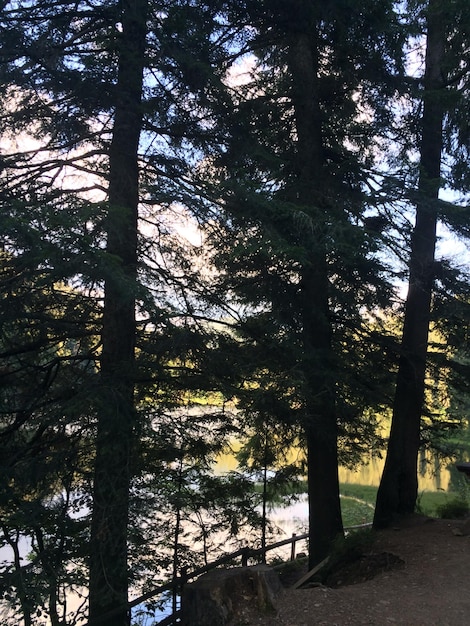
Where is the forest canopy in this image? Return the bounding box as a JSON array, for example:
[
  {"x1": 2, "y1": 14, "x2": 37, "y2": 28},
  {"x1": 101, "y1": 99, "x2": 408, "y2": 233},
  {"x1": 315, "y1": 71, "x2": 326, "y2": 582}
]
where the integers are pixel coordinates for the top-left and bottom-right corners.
[{"x1": 0, "y1": 1, "x2": 469, "y2": 625}]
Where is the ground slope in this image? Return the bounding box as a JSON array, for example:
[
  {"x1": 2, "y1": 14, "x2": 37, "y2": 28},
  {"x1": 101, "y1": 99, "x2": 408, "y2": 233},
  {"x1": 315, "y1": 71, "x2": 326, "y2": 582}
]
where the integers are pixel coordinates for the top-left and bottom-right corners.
[{"x1": 243, "y1": 516, "x2": 470, "y2": 625}]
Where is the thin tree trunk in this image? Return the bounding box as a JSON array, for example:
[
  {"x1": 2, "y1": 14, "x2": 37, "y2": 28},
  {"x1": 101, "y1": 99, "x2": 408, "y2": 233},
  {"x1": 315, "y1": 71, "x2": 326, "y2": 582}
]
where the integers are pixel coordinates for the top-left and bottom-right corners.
[
  {"x1": 261, "y1": 435, "x2": 268, "y2": 564},
  {"x1": 2, "y1": 526, "x2": 33, "y2": 626},
  {"x1": 172, "y1": 454, "x2": 184, "y2": 616},
  {"x1": 88, "y1": 1, "x2": 147, "y2": 624},
  {"x1": 34, "y1": 526, "x2": 60, "y2": 626},
  {"x1": 374, "y1": 0, "x2": 446, "y2": 529},
  {"x1": 288, "y1": 29, "x2": 343, "y2": 567}
]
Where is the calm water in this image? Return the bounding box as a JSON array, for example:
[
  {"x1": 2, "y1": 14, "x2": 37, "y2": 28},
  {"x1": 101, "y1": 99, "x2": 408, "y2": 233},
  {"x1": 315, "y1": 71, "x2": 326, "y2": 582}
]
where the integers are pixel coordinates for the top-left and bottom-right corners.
[
  {"x1": 216, "y1": 447, "x2": 456, "y2": 492},
  {"x1": 338, "y1": 451, "x2": 453, "y2": 492}
]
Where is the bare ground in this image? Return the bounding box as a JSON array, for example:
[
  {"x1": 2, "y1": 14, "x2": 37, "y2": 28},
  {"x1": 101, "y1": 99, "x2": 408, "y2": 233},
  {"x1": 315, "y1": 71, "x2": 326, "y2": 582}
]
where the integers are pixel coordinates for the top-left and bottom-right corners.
[{"x1": 240, "y1": 516, "x2": 470, "y2": 626}]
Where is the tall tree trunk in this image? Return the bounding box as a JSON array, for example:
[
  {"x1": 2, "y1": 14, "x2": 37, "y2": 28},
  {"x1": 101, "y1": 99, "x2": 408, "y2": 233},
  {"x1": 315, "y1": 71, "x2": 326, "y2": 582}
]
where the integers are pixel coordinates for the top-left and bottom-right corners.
[
  {"x1": 288, "y1": 30, "x2": 343, "y2": 567},
  {"x1": 88, "y1": 1, "x2": 147, "y2": 624},
  {"x1": 374, "y1": 0, "x2": 446, "y2": 529},
  {"x1": 302, "y1": 262, "x2": 343, "y2": 567}
]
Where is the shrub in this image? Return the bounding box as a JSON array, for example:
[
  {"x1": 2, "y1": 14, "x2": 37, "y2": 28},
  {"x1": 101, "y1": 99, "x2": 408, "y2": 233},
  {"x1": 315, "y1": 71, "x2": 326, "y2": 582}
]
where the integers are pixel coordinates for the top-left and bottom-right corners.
[
  {"x1": 327, "y1": 529, "x2": 375, "y2": 569},
  {"x1": 435, "y1": 497, "x2": 470, "y2": 520}
]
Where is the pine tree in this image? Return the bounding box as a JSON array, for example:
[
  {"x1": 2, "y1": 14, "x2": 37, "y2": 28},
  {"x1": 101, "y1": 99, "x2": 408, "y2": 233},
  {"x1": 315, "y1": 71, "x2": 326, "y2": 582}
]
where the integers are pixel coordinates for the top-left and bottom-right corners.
[
  {"x1": 88, "y1": 0, "x2": 147, "y2": 623},
  {"x1": 374, "y1": 0, "x2": 470, "y2": 528},
  {"x1": 0, "y1": 248, "x2": 98, "y2": 625},
  {"x1": 0, "y1": 0, "x2": 147, "y2": 621},
  {"x1": 0, "y1": 2, "x2": 259, "y2": 621},
  {"x1": 190, "y1": 0, "x2": 406, "y2": 565}
]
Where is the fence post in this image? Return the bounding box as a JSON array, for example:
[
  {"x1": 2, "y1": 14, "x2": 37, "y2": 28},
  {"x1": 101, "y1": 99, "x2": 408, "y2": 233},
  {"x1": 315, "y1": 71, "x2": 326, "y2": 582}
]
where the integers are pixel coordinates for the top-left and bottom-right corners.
[
  {"x1": 290, "y1": 534, "x2": 297, "y2": 561},
  {"x1": 176, "y1": 566, "x2": 188, "y2": 614},
  {"x1": 241, "y1": 546, "x2": 250, "y2": 567}
]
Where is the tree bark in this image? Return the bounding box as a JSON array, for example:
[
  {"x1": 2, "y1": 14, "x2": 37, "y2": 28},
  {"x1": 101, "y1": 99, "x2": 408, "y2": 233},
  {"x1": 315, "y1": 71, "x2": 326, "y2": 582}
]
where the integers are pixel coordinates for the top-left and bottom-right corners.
[
  {"x1": 88, "y1": 1, "x2": 147, "y2": 624},
  {"x1": 288, "y1": 29, "x2": 343, "y2": 566},
  {"x1": 374, "y1": 0, "x2": 446, "y2": 529}
]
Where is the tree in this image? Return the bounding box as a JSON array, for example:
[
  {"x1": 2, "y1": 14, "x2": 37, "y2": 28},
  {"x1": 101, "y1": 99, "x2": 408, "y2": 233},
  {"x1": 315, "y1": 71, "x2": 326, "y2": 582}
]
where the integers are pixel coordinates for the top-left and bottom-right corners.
[
  {"x1": 191, "y1": 0, "x2": 405, "y2": 565},
  {"x1": 130, "y1": 402, "x2": 262, "y2": 617},
  {"x1": 0, "y1": 1, "x2": 149, "y2": 622},
  {"x1": 87, "y1": 0, "x2": 148, "y2": 624},
  {"x1": 0, "y1": 2, "x2": 261, "y2": 622},
  {"x1": 374, "y1": 0, "x2": 470, "y2": 528},
  {"x1": 236, "y1": 411, "x2": 303, "y2": 563},
  {"x1": 1, "y1": 1, "x2": 468, "y2": 622},
  {"x1": 0, "y1": 251, "x2": 97, "y2": 626}
]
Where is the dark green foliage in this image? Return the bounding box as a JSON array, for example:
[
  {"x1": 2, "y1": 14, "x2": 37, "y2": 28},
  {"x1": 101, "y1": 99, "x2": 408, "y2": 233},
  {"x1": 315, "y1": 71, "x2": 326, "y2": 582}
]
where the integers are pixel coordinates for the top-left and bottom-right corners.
[
  {"x1": 328, "y1": 529, "x2": 376, "y2": 571},
  {"x1": 0, "y1": 0, "x2": 469, "y2": 623},
  {"x1": 0, "y1": 246, "x2": 97, "y2": 625},
  {"x1": 435, "y1": 498, "x2": 470, "y2": 520},
  {"x1": 192, "y1": 0, "x2": 407, "y2": 565}
]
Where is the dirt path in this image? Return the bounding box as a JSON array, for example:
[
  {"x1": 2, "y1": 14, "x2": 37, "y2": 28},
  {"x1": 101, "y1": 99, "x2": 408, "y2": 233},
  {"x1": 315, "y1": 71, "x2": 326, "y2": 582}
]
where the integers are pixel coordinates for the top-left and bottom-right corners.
[{"x1": 242, "y1": 516, "x2": 470, "y2": 625}]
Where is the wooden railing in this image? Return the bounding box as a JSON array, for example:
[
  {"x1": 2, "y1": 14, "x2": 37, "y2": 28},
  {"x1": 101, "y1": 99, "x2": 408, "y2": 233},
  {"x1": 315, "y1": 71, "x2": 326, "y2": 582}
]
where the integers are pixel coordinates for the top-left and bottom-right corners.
[
  {"x1": 128, "y1": 522, "x2": 372, "y2": 626},
  {"x1": 136, "y1": 532, "x2": 309, "y2": 626},
  {"x1": 85, "y1": 522, "x2": 372, "y2": 624},
  {"x1": 125, "y1": 531, "x2": 309, "y2": 626}
]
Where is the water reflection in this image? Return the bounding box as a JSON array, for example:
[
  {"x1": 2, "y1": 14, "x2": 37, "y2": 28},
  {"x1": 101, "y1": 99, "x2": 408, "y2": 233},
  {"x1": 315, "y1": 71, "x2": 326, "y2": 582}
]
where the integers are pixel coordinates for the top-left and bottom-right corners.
[
  {"x1": 339, "y1": 451, "x2": 452, "y2": 492},
  {"x1": 217, "y1": 447, "x2": 456, "y2": 492}
]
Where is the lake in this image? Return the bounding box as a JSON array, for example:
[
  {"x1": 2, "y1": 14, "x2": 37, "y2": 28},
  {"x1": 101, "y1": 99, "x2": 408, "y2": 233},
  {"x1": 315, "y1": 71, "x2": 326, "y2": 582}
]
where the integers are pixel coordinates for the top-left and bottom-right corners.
[{"x1": 216, "y1": 446, "x2": 457, "y2": 493}]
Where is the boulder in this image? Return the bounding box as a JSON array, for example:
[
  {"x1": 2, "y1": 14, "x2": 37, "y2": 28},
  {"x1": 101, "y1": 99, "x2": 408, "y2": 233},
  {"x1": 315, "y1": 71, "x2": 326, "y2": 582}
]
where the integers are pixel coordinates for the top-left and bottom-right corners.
[{"x1": 181, "y1": 565, "x2": 282, "y2": 626}]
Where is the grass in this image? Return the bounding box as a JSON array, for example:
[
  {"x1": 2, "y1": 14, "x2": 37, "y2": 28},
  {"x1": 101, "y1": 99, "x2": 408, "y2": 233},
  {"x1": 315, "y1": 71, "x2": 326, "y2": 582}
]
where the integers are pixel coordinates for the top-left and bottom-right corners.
[
  {"x1": 415, "y1": 489, "x2": 452, "y2": 516},
  {"x1": 341, "y1": 495, "x2": 374, "y2": 527},
  {"x1": 421, "y1": 477, "x2": 470, "y2": 519},
  {"x1": 339, "y1": 484, "x2": 376, "y2": 527},
  {"x1": 341, "y1": 482, "x2": 470, "y2": 524},
  {"x1": 340, "y1": 484, "x2": 378, "y2": 505},
  {"x1": 257, "y1": 479, "x2": 469, "y2": 526}
]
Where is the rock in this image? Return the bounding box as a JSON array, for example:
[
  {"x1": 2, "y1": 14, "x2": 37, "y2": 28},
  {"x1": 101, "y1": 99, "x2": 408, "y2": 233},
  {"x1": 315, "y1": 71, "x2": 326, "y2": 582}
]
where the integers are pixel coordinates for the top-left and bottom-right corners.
[
  {"x1": 460, "y1": 517, "x2": 470, "y2": 536},
  {"x1": 451, "y1": 517, "x2": 470, "y2": 536},
  {"x1": 181, "y1": 565, "x2": 282, "y2": 626}
]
